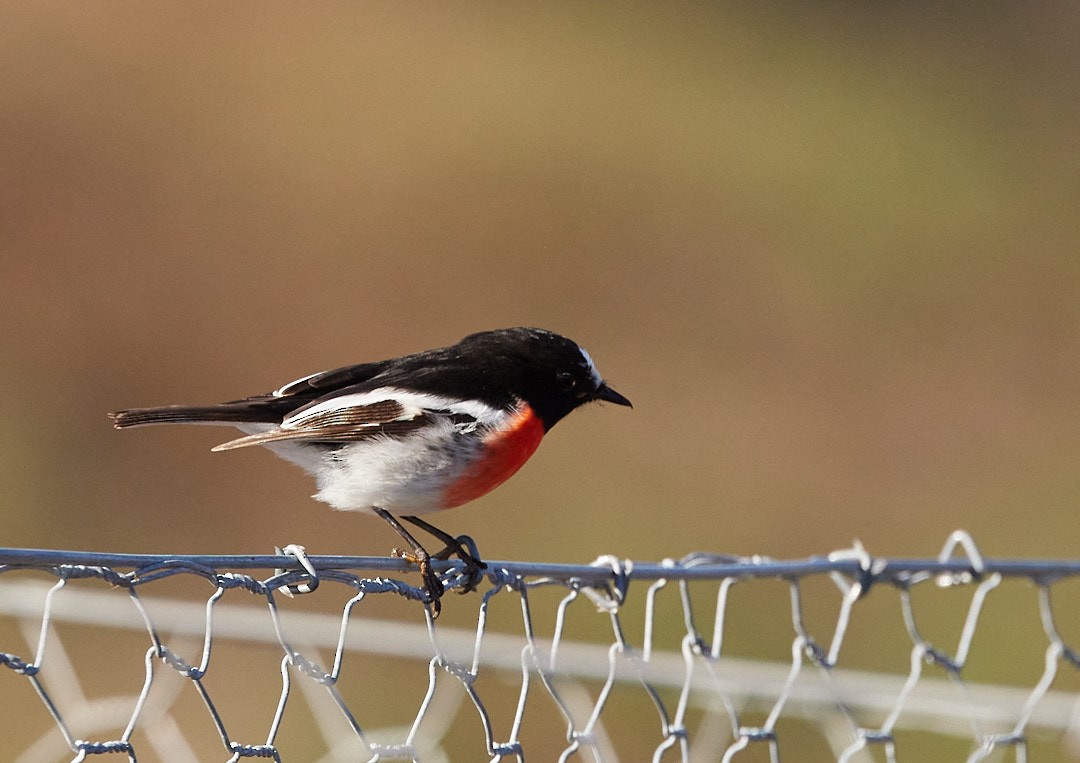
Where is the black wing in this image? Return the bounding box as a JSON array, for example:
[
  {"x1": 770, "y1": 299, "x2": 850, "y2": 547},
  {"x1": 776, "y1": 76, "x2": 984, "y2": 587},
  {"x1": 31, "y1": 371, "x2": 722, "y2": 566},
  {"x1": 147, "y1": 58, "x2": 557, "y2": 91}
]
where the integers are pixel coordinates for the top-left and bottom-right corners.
[
  {"x1": 209, "y1": 397, "x2": 441, "y2": 450},
  {"x1": 109, "y1": 359, "x2": 396, "y2": 428}
]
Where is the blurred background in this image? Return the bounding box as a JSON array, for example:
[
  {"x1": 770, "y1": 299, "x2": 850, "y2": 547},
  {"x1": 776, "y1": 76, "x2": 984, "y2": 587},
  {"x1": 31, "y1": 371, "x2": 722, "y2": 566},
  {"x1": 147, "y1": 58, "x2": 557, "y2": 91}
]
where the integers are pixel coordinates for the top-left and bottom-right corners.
[{"x1": 3, "y1": 3, "x2": 1080, "y2": 760}]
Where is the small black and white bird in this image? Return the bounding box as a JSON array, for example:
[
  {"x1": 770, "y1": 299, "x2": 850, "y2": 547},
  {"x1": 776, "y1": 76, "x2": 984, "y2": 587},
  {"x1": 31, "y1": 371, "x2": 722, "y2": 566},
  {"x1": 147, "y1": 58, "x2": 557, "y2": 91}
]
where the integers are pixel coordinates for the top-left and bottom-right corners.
[{"x1": 110, "y1": 327, "x2": 631, "y2": 614}]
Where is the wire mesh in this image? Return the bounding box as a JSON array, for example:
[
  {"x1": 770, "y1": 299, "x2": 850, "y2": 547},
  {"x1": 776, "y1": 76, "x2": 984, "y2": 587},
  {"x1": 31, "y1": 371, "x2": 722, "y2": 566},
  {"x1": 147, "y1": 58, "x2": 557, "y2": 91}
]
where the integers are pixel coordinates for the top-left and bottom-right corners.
[{"x1": 1, "y1": 530, "x2": 1079, "y2": 762}]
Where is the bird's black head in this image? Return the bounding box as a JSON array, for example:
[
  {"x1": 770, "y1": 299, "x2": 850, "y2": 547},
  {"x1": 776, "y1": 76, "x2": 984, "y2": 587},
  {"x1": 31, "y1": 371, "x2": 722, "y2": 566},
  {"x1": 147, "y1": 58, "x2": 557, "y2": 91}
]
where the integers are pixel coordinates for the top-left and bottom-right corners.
[{"x1": 455, "y1": 327, "x2": 632, "y2": 430}]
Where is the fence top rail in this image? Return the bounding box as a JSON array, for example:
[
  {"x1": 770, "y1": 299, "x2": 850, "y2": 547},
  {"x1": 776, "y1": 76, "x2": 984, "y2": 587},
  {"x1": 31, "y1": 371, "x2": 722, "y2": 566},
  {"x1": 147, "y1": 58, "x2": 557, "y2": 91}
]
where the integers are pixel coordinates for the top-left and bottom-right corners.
[
  {"x1": 3, "y1": 531, "x2": 1080, "y2": 760},
  {"x1": 3, "y1": 545, "x2": 1080, "y2": 585}
]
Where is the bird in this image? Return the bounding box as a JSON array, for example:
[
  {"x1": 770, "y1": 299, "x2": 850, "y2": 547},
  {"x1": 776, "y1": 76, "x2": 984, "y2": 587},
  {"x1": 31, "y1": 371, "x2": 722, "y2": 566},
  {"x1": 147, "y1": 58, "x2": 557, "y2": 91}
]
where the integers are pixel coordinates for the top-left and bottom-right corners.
[{"x1": 109, "y1": 327, "x2": 632, "y2": 615}]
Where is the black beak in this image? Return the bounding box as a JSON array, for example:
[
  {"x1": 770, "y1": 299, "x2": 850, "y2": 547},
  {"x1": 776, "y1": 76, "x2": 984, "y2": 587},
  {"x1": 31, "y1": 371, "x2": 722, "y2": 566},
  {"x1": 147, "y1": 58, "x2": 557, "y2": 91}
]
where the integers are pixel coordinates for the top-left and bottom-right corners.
[{"x1": 594, "y1": 383, "x2": 632, "y2": 408}]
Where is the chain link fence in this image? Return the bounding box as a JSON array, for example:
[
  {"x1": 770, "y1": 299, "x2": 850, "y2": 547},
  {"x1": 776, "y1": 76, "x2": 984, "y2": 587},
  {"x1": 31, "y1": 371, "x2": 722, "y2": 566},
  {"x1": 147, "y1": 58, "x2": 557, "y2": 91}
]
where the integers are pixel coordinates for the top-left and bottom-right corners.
[{"x1": 2, "y1": 531, "x2": 1079, "y2": 762}]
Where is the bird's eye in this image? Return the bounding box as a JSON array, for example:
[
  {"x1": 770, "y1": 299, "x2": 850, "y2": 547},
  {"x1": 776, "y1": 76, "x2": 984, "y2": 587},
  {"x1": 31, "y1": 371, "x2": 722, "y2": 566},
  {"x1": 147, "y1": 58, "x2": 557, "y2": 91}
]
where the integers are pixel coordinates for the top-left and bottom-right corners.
[{"x1": 556, "y1": 371, "x2": 577, "y2": 391}]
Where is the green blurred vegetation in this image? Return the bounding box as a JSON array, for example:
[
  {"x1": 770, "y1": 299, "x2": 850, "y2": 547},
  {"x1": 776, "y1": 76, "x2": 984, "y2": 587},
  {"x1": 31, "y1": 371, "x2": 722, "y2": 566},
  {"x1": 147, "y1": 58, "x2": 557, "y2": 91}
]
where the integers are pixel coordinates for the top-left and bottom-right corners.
[{"x1": 2, "y1": 3, "x2": 1079, "y2": 760}]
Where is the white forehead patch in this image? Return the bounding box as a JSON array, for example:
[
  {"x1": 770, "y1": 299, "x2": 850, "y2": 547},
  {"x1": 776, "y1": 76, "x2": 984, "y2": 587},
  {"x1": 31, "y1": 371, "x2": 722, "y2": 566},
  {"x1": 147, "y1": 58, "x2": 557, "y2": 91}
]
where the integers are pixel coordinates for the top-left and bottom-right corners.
[{"x1": 579, "y1": 346, "x2": 603, "y2": 387}]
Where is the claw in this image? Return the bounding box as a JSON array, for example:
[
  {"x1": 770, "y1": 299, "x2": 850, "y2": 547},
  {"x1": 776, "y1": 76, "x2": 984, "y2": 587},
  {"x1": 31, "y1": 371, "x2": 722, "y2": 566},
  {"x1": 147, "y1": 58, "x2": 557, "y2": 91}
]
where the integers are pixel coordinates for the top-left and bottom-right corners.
[
  {"x1": 402, "y1": 548, "x2": 444, "y2": 617},
  {"x1": 373, "y1": 507, "x2": 457, "y2": 619},
  {"x1": 441, "y1": 534, "x2": 486, "y2": 594},
  {"x1": 401, "y1": 517, "x2": 487, "y2": 595}
]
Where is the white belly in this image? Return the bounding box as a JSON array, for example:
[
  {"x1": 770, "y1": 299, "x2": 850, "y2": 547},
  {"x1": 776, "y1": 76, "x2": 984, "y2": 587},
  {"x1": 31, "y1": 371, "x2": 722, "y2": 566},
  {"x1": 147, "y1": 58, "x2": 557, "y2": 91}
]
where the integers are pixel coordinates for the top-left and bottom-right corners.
[{"x1": 240, "y1": 421, "x2": 482, "y2": 515}]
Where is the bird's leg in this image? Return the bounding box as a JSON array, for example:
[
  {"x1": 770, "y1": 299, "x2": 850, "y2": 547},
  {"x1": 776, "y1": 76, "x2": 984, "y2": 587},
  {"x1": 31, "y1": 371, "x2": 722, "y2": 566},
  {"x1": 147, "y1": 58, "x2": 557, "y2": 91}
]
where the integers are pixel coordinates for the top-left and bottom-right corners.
[
  {"x1": 401, "y1": 515, "x2": 486, "y2": 593},
  {"x1": 401, "y1": 515, "x2": 484, "y2": 566},
  {"x1": 373, "y1": 507, "x2": 443, "y2": 618}
]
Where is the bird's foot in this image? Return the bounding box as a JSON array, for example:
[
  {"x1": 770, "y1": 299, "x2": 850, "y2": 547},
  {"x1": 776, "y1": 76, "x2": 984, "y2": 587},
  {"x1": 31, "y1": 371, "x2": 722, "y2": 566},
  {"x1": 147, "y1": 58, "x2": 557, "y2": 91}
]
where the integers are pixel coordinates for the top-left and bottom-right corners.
[
  {"x1": 401, "y1": 515, "x2": 488, "y2": 595},
  {"x1": 393, "y1": 545, "x2": 444, "y2": 618},
  {"x1": 430, "y1": 534, "x2": 487, "y2": 593}
]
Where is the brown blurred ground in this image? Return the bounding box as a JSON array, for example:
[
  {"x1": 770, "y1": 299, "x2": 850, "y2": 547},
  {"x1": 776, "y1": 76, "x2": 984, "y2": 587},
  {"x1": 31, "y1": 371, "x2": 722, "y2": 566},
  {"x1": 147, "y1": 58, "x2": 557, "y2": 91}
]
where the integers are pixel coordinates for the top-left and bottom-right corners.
[
  {"x1": 2, "y1": 4, "x2": 1080, "y2": 757},
  {"x1": 4, "y1": 3, "x2": 1079, "y2": 560}
]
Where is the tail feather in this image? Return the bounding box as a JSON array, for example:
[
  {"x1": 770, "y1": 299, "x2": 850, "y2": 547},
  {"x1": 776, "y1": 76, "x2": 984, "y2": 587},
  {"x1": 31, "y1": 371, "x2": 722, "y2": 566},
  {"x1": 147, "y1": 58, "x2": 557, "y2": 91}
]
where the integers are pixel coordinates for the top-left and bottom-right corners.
[{"x1": 109, "y1": 405, "x2": 281, "y2": 428}]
